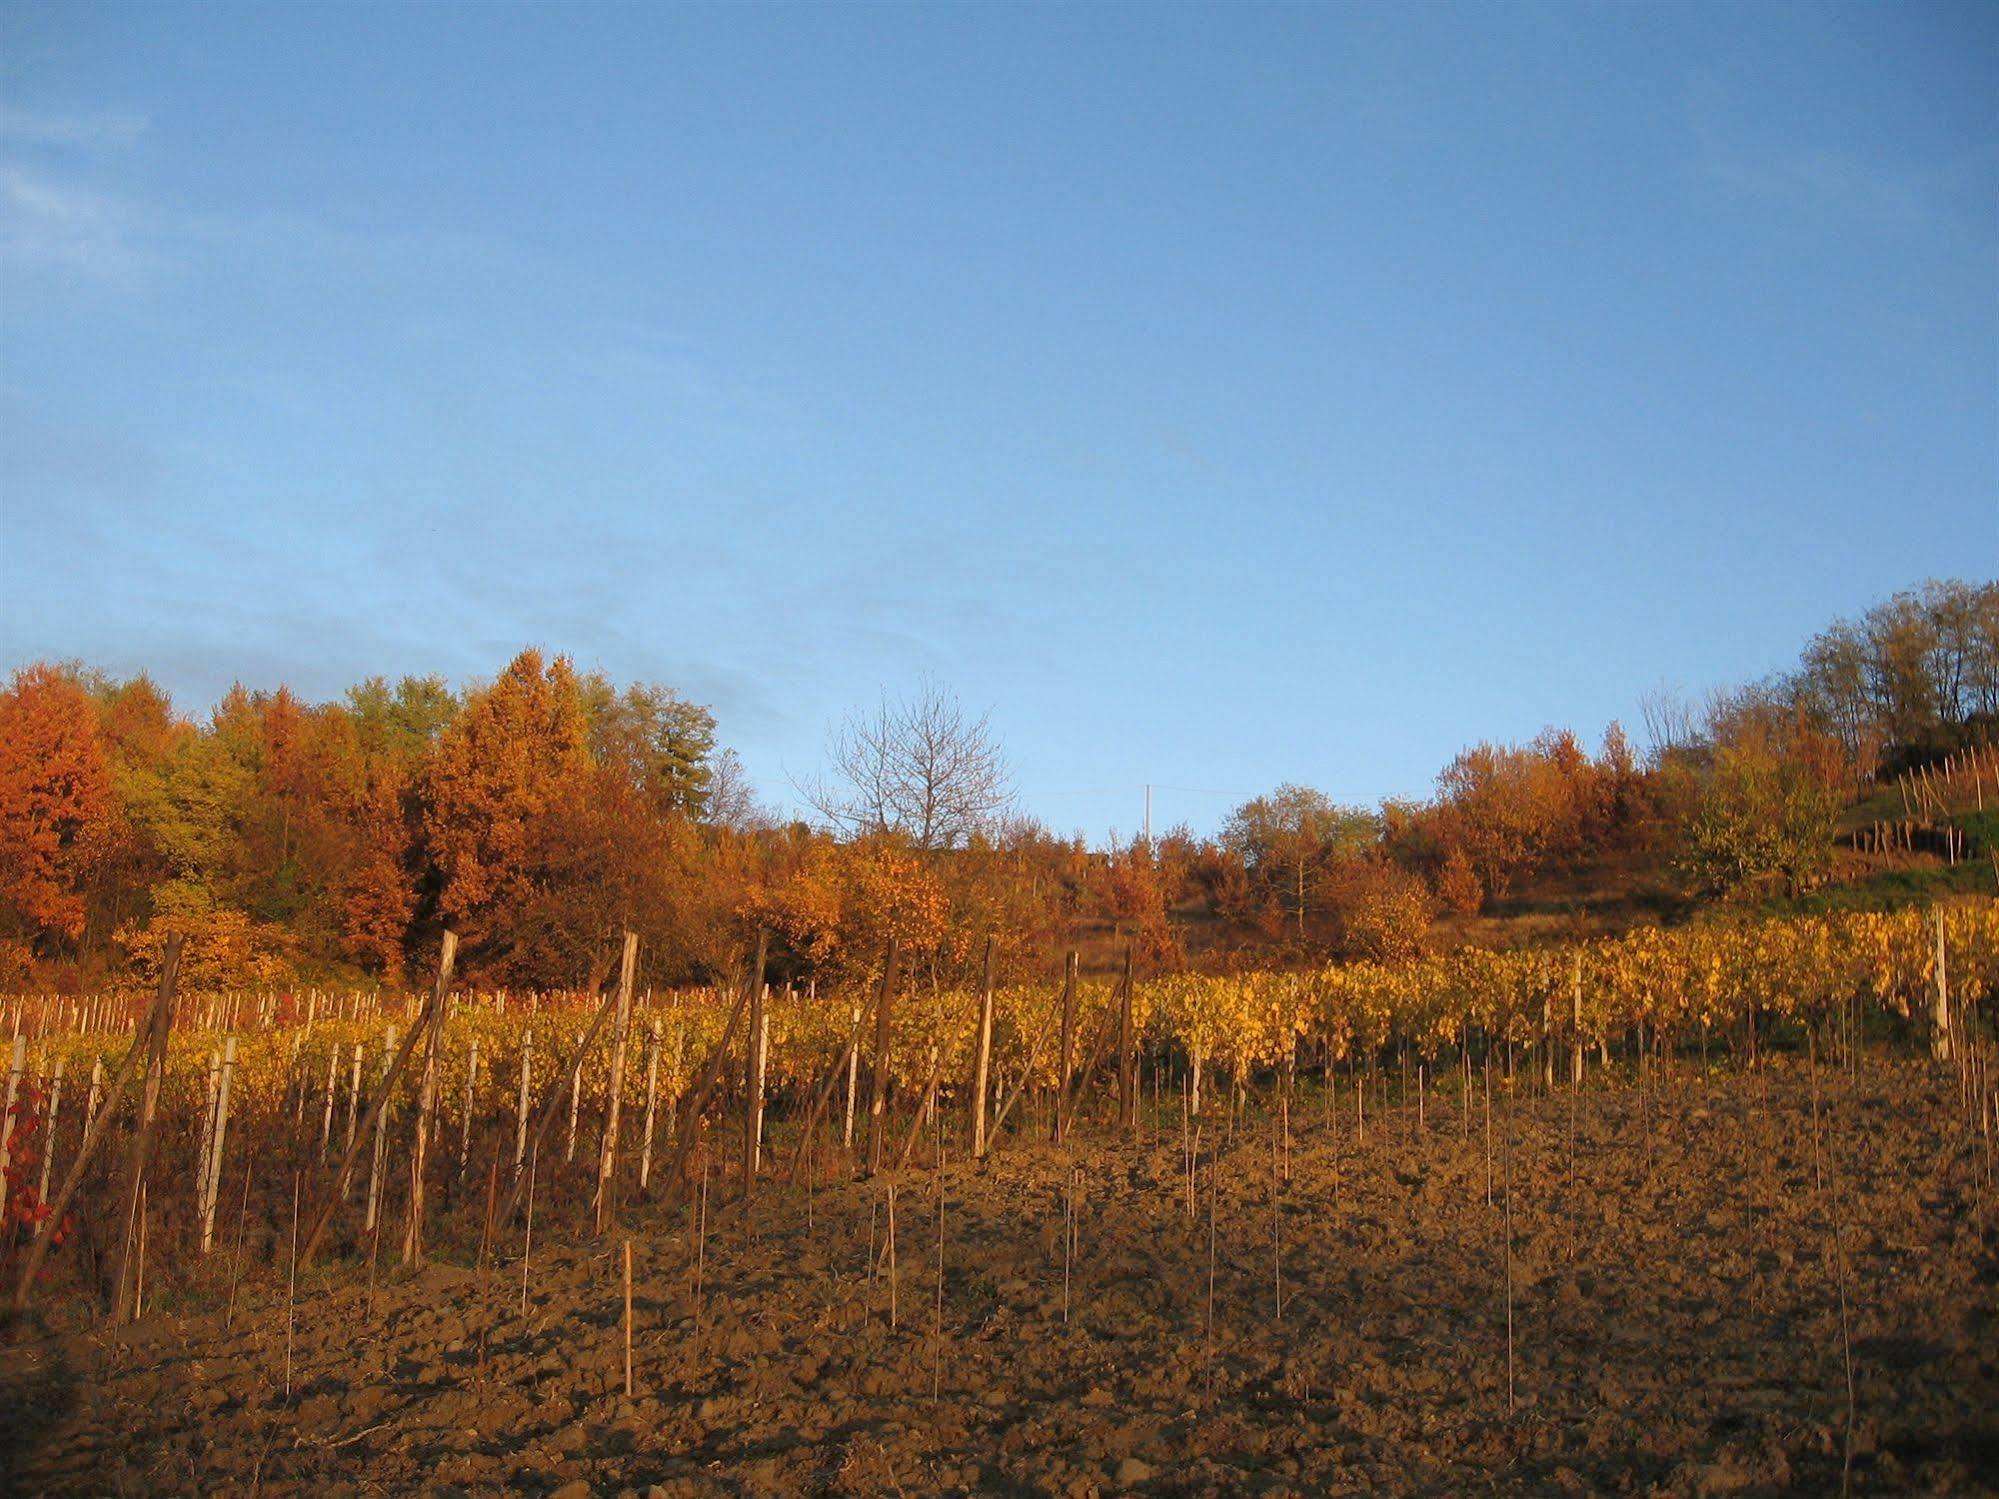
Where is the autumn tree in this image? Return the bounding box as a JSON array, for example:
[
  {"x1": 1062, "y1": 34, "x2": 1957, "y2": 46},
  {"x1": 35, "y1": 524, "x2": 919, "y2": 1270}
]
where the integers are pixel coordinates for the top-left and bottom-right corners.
[
  {"x1": 1795, "y1": 578, "x2": 1999, "y2": 770},
  {"x1": 340, "y1": 673, "x2": 458, "y2": 979},
  {"x1": 0, "y1": 665, "x2": 115, "y2": 949},
  {"x1": 340, "y1": 758, "x2": 421, "y2": 981},
  {"x1": 1676, "y1": 688, "x2": 1845, "y2": 900},
  {"x1": 1323, "y1": 856, "x2": 1433, "y2": 962},
  {"x1": 78, "y1": 672, "x2": 186, "y2": 950},
  {"x1": 705, "y1": 748, "x2": 773, "y2": 833},
  {"x1": 580, "y1": 671, "x2": 717, "y2": 816},
  {"x1": 1220, "y1": 784, "x2": 1377, "y2": 941},
  {"x1": 1434, "y1": 844, "x2": 1483, "y2": 917},
  {"x1": 1432, "y1": 729, "x2": 1611, "y2": 899},
  {"x1": 804, "y1": 677, "x2": 1012, "y2": 850},
  {"x1": 1087, "y1": 833, "x2": 1180, "y2": 969},
  {"x1": 347, "y1": 673, "x2": 458, "y2": 759},
  {"x1": 424, "y1": 649, "x2": 595, "y2": 976}
]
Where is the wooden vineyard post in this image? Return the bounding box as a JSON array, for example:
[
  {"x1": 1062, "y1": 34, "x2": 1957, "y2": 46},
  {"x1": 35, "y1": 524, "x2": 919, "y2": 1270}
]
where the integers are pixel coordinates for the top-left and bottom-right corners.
[
  {"x1": 1117, "y1": 944, "x2": 1136, "y2": 1135},
  {"x1": 639, "y1": 1018, "x2": 662, "y2": 1191},
  {"x1": 1570, "y1": 953, "x2": 1584, "y2": 1088},
  {"x1": 1502, "y1": 1081, "x2": 1516, "y2": 1413},
  {"x1": 195, "y1": 1050, "x2": 219, "y2": 1228},
  {"x1": 404, "y1": 938, "x2": 457, "y2": 1265},
  {"x1": 108, "y1": 940, "x2": 181, "y2": 1324},
  {"x1": 11, "y1": 943, "x2": 180, "y2": 1314},
  {"x1": 36, "y1": 1055, "x2": 64, "y2": 1206},
  {"x1": 566, "y1": 1050, "x2": 581, "y2": 1164},
  {"x1": 0, "y1": 1034, "x2": 23, "y2": 1227},
  {"x1": 668, "y1": 1016, "x2": 684, "y2": 1150},
  {"x1": 865, "y1": 936, "x2": 900, "y2": 1175},
  {"x1": 843, "y1": 1007, "x2": 861, "y2": 1149},
  {"x1": 225, "y1": 1153, "x2": 253, "y2": 1329},
  {"x1": 744, "y1": 971, "x2": 766, "y2": 1192},
  {"x1": 894, "y1": 1045, "x2": 944, "y2": 1171},
  {"x1": 365, "y1": 1026, "x2": 398, "y2": 1236},
  {"x1": 459, "y1": 1034, "x2": 479, "y2": 1178},
  {"x1": 657, "y1": 934, "x2": 764, "y2": 1201},
  {"x1": 319, "y1": 1046, "x2": 339, "y2": 1156},
  {"x1": 785, "y1": 1007, "x2": 870, "y2": 1182},
  {"x1": 285, "y1": 1173, "x2": 299, "y2": 1401},
  {"x1": 1055, "y1": 951, "x2": 1077, "y2": 1142},
  {"x1": 343, "y1": 1042, "x2": 363, "y2": 1169},
  {"x1": 200, "y1": 1036, "x2": 237, "y2": 1254},
  {"x1": 301, "y1": 932, "x2": 457, "y2": 1267},
  {"x1": 514, "y1": 1030, "x2": 534, "y2": 1179},
  {"x1": 1060, "y1": 1002, "x2": 1121, "y2": 1140},
  {"x1": 596, "y1": 932, "x2": 639, "y2": 1235},
  {"x1": 1541, "y1": 988, "x2": 1555, "y2": 1092},
  {"x1": 971, "y1": 938, "x2": 995, "y2": 1157},
  {"x1": 754, "y1": 992, "x2": 770, "y2": 1173},
  {"x1": 995, "y1": 999, "x2": 1071, "y2": 1151},
  {"x1": 623, "y1": 1237, "x2": 635, "y2": 1398},
  {"x1": 1933, "y1": 909, "x2": 1952, "y2": 1063}
]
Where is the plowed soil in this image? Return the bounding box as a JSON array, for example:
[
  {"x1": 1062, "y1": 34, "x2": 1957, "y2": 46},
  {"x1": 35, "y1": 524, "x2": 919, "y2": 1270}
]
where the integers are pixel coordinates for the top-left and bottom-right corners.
[{"x1": 5, "y1": 1059, "x2": 1995, "y2": 1496}]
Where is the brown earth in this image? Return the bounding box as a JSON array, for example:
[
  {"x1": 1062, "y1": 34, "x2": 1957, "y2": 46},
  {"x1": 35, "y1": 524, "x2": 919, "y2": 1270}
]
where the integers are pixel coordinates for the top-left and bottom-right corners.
[{"x1": 4, "y1": 1058, "x2": 1995, "y2": 1497}]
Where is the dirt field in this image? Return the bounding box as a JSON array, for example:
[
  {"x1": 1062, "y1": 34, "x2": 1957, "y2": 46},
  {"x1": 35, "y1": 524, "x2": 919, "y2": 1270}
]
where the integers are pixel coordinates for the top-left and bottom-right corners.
[{"x1": 4, "y1": 1058, "x2": 1994, "y2": 1497}]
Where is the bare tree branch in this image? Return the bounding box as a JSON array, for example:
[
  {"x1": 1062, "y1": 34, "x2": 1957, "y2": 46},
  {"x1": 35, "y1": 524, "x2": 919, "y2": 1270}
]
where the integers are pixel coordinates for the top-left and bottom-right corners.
[{"x1": 799, "y1": 676, "x2": 1012, "y2": 849}]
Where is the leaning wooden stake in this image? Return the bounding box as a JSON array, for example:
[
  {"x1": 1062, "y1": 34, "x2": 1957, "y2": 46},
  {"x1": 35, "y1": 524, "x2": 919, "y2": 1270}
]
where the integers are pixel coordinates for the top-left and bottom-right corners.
[
  {"x1": 195, "y1": 1049, "x2": 220, "y2": 1239},
  {"x1": 404, "y1": 982, "x2": 446, "y2": 1266},
  {"x1": 13, "y1": 938, "x2": 181, "y2": 1314},
  {"x1": 1054, "y1": 951, "x2": 1077, "y2": 1142},
  {"x1": 520, "y1": 1145, "x2": 537, "y2": 1318},
  {"x1": 225, "y1": 1152, "x2": 253, "y2": 1329},
  {"x1": 971, "y1": 938, "x2": 996, "y2": 1158},
  {"x1": 318, "y1": 1046, "x2": 339, "y2": 1157},
  {"x1": 1117, "y1": 944, "x2": 1136, "y2": 1132},
  {"x1": 894, "y1": 1045, "x2": 944, "y2": 1171},
  {"x1": 285, "y1": 1171, "x2": 300, "y2": 1401},
  {"x1": 842, "y1": 1006, "x2": 861, "y2": 1149},
  {"x1": 1, "y1": 1035, "x2": 25, "y2": 1227},
  {"x1": 35, "y1": 1054, "x2": 64, "y2": 1207},
  {"x1": 109, "y1": 946, "x2": 180, "y2": 1324},
  {"x1": 596, "y1": 932, "x2": 640, "y2": 1234},
  {"x1": 1502, "y1": 1083, "x2": 1516, "y2": 1414},
  {"x1": 744, "y1": 972, "x2": 766, "y2": 1192},
  {"x1": 514, "y1": 1029, "x2": 534, "y2": 1179},
  {"x1": 865, "y1": 937, "x2": 901, "y2": 1174},
  {"x1": 499, "y1": 943, "x2": 644, "y2": 1228},
  {"x1": 301, "y1": 932, "x2": 457, "y2": 1267},
  {"x1": 658, "y1": 932, "x2": 765, "y2": 1201},
  {"x1": 786, "y1": 1008, "x2": 870, "y2": 1181},
  {"x1": 988, "y1": 993, "x2": 1063, "y2": 1143},
  {"x1": 1570, "y1": 954, "x2": 1585, "y2": 1086},
  {"x1": 1933, "y1": 909, "x2": 1952, "y2": 1063},
  {"x1": 623, "y1": 1238, "x2": 635, "y2": 1399},
  {"x1": 459, "y1": 1034, "x2": 479, "y2": 1178},
  {"x1": 200, "y1": 1036, "x2": 237, "y2": 1254},
  {"x1": 887, "y1": 1180, "x2": 899, "y2": 1329},
  {"x1": 639, "y1": 1019, "x2": 662, "y2": 1191}
]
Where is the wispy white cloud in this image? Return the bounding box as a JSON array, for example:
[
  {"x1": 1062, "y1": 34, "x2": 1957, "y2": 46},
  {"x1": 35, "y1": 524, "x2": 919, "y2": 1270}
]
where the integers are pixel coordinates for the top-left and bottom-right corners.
[
  {"x1": 0, "y1": 155, "x2": 525, "y2": 296},
  {"x1": 0, "y1": 164, "x2": 162, "y2": 284},
  {"x1": 1681, "y1": 70, "x2": 1948, "y2": 232},
  {"x1": 0, "y1": 104, "x2": 148, "y2": 151}
]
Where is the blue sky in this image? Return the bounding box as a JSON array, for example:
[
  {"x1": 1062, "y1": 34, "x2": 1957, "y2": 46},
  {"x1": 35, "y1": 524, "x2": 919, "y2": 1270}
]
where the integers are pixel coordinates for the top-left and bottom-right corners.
[{"x1": 3, "y1": 1, "x2": 1994, "y2": 838}]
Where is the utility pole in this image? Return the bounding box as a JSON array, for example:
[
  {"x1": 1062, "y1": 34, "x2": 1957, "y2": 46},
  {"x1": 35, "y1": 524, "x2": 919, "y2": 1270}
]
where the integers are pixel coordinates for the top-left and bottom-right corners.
[{"x1": 1144, "y1": 784, "x2": 1152, "y2": 847}]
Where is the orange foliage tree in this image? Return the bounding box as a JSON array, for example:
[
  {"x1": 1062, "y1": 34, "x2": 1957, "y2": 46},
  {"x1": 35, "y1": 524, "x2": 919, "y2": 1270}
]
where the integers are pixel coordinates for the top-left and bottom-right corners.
[
  {"x1": 0, "y1": 666, "x2": 114, "y2": 949},
  {"x1": 424, "y1": 649, "x2": 595, "y2": 980}
]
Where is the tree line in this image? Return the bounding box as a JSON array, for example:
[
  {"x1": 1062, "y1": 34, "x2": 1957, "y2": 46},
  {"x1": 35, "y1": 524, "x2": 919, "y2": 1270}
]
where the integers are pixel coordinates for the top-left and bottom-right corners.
[{"x1": 1, "y1": 578, "x2": 1990, "y2": 992}]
